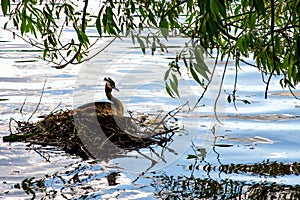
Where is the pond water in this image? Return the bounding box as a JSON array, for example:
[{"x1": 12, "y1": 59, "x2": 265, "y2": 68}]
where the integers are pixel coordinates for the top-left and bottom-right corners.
[{"x1": 1, "y1": 25, "x2": 300, "y2": 199}]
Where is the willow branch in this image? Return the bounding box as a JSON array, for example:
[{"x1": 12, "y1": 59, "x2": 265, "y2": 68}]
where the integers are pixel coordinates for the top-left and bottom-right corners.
[
  {"x1": 265, "y1": 0, "x2": 276, "y2": 99},
  {"x1": 192, "y1": 50, "x2": 220, "y2": 110},
  {"x1": 55, "y1": 0, "x2": 89, "y2": 69}
]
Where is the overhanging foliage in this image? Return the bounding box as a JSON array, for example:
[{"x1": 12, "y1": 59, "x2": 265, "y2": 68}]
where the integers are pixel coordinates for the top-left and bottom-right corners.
[{"x1": 1, "y1": 0, "x2": 299, "y2": 99}]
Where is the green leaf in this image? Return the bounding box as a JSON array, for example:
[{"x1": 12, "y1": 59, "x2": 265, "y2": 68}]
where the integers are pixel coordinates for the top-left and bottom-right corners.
[
  {"x1": 170, "y1": 75, "x2": 180, "y2": 97},
  {"x1": 190, "y1": 67, "x2": 202, "y2": 85},
  {"x1": 160, "y1": 18, "x2": 169, "y2": 39},
  {"x1": 137, "y1": 36, "x2": 146, "y2": 54},
  {"x1": 76, "y1": 29, "x2": 90, "y2": 47},
  {"x1": 165, "y1": 83, "x2": 175, "y2": 98},
  {"x1": 241, "y1": 99, "x2": 251, "y2": 104},
  {"x1": 164, "y1": 67, "x2": 171, "y2": 81},
  {"x1": 130, "y1": 0, "x2": 135, "y2": 13},
  {"x1": 187, "y1": 0, "x2": 193, "y2": 11},
  {"x1": 139, "y1": 6, "x2": 146, "y2": 18},
  {"x1": 194, "y1": 49, "x2": 210, "y2": 80},
  {"x1": 187, "y1": 155, "x2": 198, "y2": 159},
  {"x1": 48, "y1": 35, "x2": 57, "y2": 46},
  {"x1": 207, "y1": 18, "x2": 218, "y2": 37},
  {"x1": 249, "y1": 13, "x2": 257, "y2": 29},
  {"x1": 172, "y1": 73, "x2": 179, "y2": 89},
  {"x1": 253, "y1": 0, "x2": 266, "y2": 14},
  {"x1": 96, "y1": 12, "x2": 102, "y2": 37},
  {"x1": 1, "y1": 0, "x2": 10, "y2": 15},
  {"x1": 21, "y1": 19, "x2": 26, "y2": 35},
  {"x1": 227, "y1": 95, "x2": 231, "y2": 103},
  {"x1": 148, "y1": 10, "x2": 157, "y2": 26},
  {"x1": 151, "y1": 38, "x2": 156, "y2": 55}
]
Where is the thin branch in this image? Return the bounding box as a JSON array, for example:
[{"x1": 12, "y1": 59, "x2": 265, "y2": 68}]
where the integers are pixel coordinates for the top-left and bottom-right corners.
[
  {"x1": 265, "y1": 0, "x2": 276, "y2": 99},
  {"x1": 264, "y1": 68, "x2": 275, "y2": 99},
  {"x1": 192, "y1": 50, "x2": 220, "y2": 110},
  {"x1": 233, "y1": 57, "x2": 238, "y2": 110},
  {"x1": 27, "y1": 79, "x2": 47, "y2": 122},
  {"x1": 20, "y1": 97, "x2": 28, "y2": 114},
  {"x1": 54, "y1": 0, "x2": 89, "y2": 69},
  {"x1": 288, "y1": 85, "x2": 300, "y2": 100},
  {"x1": 214, "y1": 51, "x2": 230, "y2": 124},
  {"x1": 82, "y1": 36, "x2": 118, "y2": 62}
]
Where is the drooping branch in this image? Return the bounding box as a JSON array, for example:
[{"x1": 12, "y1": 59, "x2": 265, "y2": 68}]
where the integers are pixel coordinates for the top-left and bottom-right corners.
[{"x1": 54, "y1": 0, "x2": 89, "y2": 69}]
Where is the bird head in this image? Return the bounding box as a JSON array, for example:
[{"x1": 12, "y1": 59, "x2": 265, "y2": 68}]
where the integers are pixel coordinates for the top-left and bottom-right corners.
[{"x1": 104, "y1": 77, "x2": 119, "y2": 91}]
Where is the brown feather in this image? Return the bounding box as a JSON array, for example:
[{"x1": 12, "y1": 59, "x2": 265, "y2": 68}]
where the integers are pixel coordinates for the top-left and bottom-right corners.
[{"x1": 76, "y1": 102, "x2": 122, "y2": 116}]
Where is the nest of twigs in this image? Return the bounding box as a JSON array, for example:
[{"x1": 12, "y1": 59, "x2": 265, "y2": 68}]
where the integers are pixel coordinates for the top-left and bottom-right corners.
[{"x1": 4, "y1": 107, "x2": 180, "y2": 160}]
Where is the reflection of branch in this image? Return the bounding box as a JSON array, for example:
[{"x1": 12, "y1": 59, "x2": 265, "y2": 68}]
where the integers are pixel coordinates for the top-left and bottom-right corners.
[
  {"x1": 136, "y1": 149, "x2": 158, "y2": 172},
  {"x1": 211, "y1": 125, "x2": 222, "y2": 178},
  {"x1": 31, "y1": 146, "x2": 51, "y2": 162}
]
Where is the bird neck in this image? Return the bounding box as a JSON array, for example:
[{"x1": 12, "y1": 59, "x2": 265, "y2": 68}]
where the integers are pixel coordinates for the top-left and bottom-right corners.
[
  {"x1": 105, "y1": 84, "x2": 112, "y2": 98},
  {"x1": 110, "y1": 95, "x2": 124, "y2": 115},
  {"x1": 105, "y1": 86, "x2": 124, "y2": 116}
]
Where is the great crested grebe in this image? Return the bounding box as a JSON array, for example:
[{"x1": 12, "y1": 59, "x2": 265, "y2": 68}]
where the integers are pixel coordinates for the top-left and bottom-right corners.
[{"x1": 76, "y1": 77, "x2": 124, "y2": 116}]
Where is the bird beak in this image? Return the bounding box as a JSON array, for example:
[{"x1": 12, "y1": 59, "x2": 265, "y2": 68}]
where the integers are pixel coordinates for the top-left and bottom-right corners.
[{"x1": 114, "y1": 87, "x2": 119, "y2": 92}]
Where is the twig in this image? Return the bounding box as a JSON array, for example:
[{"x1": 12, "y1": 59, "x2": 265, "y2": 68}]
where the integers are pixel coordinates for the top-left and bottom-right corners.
[
  {"x1": 233, "y1": 57, "x2": 238, "y2": 110},
  {"x1": 9, "y1": 117, "x2": 19, "y2": 134},
  {"x1": 31, "y1": 146, "x2": 51, "y2": 162},
  {"x1": 20, "y1": 97, "x2": 27, "y2": 115},
  {"x1": 153, "y1": 102, "x2": 186, "y2": 132},
  {"x1": 27, "y1": 79, "x2": 47, "y2": 122},
  {"x1": 264, "y1": 68, "x2": 275, "y2": 99},
  {"x1": 193, "y1": 50, "x2": 220, "y2": 110},
  {"x1": 54, "y1": 0, "x2": 89, "y2": 69},
  {"x1": 151, "y1": 127, "x2": 179, "y2": 137},
  {"x1": 83, "y1": 36, "x2": 118, "y2": 62},
  {"x1": 149, "y1": 146, "x2": 167, "y2": 163},
  {"x1": 265, "y1": 0, "x2": 275, "y2": 99},
  {"x1": 214, "y1": 52, "x2": 230, "y2": 124},
  {"x1": 49, "y1": 102, "x2": 62, "y2": 115},
  {"x1": 288, "y1": 85, "x2": 300, "y2": 100}
]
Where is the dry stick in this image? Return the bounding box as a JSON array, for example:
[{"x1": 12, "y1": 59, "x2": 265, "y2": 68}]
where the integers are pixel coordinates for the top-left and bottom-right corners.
[
  {"x1": 9, "y1": 117, "x2": 19, "y2": 134},
  {"x1": 49, "y1": 102, "x2": 62, "y2": 115},
  {"x1": 149, "y1": 146, "x2": 167, "y2": 163},
  {"x1": 27, "y1": 79, "x2": 47, "y2": 122},
  {"x1": 20, "y1": 97, "x2": 27, "y2": 115},
  {"x1": 152, "y1": 103, "x2": 185, "y2": 132}
]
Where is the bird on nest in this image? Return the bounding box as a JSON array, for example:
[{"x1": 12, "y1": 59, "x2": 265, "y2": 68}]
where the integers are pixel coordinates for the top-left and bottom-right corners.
[{"x1": 76, "y1": 77, "x2": 124, "y2": 116}]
